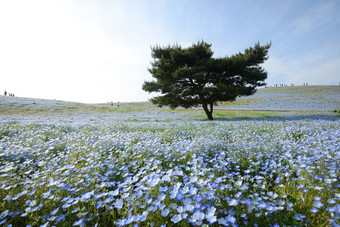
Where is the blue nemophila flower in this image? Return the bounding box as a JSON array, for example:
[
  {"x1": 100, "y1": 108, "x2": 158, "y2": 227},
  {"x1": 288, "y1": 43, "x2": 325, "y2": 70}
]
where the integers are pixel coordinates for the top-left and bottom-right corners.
[
  {"x1": 114, "y1": 199, "x2": 124, "y2": 209},
  {"x1": 229, "y1": 199, "x2": 238, "y2": 206},
  {"x1": 0, "y1": 210, "x2": 9, "y2": 219},
  {"x1": 161, "y1": 209, "x2": 169, "y2": 217},
  {"x1": 80, "y1": 191, "x2": 93, "y2": 202},
  {"x1": 121, "y1": 193, "x2": 130, "y2": 199},
  {"x1": 296, "y1": 185, "x2": 304, "y2": 189},
  {"x1": 176, "y1": 192, "x2": 184, "y2": 201},
  {"x1": 294, "y1": 214, "x2": 306, "y2": 221},
  {"x1": 235, "y1": 191, "x2": 242, "y2": 198},
  {"x1": 314, "y1": 186, "x2": 323, "y2": 190},
  {"x1": 190, "y1": 210, "x2": 205, "y2": 223},
  {"x1": 314, "y1": 196, "x2": 321, "y2": 201},
  {"x1": 177, "y1": 206, "x2": 184, "y2": 213},
  {"x1": 159, "y1": 186, "x2": 168, "y2": 192},
  {"x1": 206, "y1": 206, "x2": 217, "y2": 224},
  {"x1": 314, "y1": 201, "x2": 323, "y2": 208},
  {"x1": 3, "y1": 195, "x2": 12, "y2": 201},
  {"x1": 235, "y1": 180, "x2": 243, "y2": 187},
  {"x1": 12, "y1": 190, "x2": 28, "y2": 200},
  {"x1": 77, "y1": 212, "x2": 88, "y2": 218},
  {"x1": 258, "y1": 201, "x2": 267, "y2": 209},
  {"x1": 327, "y1": 199, "x2": 336, "y2": 204},
  {"x1": 189, "y1": 187, "x2": 197, "y2": 196},
  {"x1": 71, "y1": 207, "x2": 78, "y2": 214},
  {"x1": 0, "y1": 218, "x2": 7, "y2": 225},
  {"x1": 218, "y1": 217, "x2": 228, "y2": 226},
  {"x1": 116, "y1": 219, "x2": 126, "y2": 226},
  {"x1": 171, "y1": 214, "x2": 182, "y2": 223},
  {"x1": 310, "y1": 208, "x2": 319, "y2": 213},
  {"x1": 184, "y1": 203, "x2": 195, "y2": 212},
  {"x1": 181, "y1": 212, "x2": 188, "y2": 220},
  {"x1": 25, "y1": 200, "x2": 37, "y2": 207},
  {"x1": 73, "y1": 218, "x2": 85, "y2": 227},
  {"x1": 226, "y1": 214, "x2": 236, "y2": 224},
  {"x1": 40, "y1": 222, "x2": 49, "y2": 227},
  {"x1": 157, "y1": 193, "x2": 166, "y2": 201},
  {"x1": 326, "y1": 207, "x2": 335, "y2": 213}
]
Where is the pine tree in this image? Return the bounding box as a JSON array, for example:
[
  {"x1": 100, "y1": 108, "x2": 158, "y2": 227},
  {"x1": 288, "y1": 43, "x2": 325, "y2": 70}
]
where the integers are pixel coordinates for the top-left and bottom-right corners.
[{"x1": 142, "y1": 41, "x2": 271, "y2": 120}]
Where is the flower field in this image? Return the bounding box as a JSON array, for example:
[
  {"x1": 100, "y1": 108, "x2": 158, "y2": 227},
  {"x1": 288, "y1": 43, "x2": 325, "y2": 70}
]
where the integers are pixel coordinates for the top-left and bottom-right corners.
[{"x1": 0, "y1": 118, "x2": 339, "y2": 226}]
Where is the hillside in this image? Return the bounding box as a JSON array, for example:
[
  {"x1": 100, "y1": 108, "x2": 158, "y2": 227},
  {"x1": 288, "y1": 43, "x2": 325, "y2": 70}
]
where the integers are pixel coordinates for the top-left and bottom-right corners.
[
  {"x1": 218, "y1": 86, "x2": 340, "y2": 111},
  {"x1": 0, "y1": 86, "x2": 339, "y2": 122}
]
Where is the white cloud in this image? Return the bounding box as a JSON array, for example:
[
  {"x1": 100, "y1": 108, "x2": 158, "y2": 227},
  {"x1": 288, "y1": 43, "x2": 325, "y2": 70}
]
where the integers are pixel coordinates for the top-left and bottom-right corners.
[
  {"x1": 264, "y1": 55, "x2": 340, "y2": 86},
  {"x1": 0, "y1": 0, "x2": 165, "y2": 103}
]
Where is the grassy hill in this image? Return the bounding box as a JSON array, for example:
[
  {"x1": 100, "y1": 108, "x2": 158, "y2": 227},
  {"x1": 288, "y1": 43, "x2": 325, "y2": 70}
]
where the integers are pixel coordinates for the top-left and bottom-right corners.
[
  {"x1": 218, "y1": 86, "x2": 340, "y2": 111},
  {"x1": 0, "y1": 86, "x2": 339, "y2": 121}
]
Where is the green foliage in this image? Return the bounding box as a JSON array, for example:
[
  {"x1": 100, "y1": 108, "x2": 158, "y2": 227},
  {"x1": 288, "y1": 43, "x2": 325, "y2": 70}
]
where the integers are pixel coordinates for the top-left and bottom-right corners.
[{"x1": 143, "y1": 41, "x2": 271, "y2": 120}]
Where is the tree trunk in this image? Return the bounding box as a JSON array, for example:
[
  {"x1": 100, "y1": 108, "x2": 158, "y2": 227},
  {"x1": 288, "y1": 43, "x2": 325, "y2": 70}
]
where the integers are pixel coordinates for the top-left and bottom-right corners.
[{"x1": 202, "y1": 103, "x2": 214, "y2": 120}]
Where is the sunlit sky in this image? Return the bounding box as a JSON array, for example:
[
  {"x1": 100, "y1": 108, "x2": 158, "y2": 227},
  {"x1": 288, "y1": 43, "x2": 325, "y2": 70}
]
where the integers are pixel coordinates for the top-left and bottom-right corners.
[{"x1": 1, "y1": 0, "x2": 339, "y2": 103}]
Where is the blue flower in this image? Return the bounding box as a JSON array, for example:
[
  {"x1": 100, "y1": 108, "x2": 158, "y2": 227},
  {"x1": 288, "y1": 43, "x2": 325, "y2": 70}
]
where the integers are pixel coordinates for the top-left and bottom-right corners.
[
  {"x1": 157, "y1": 193, "x2": 166, "y2": 201},
  {"x1": 218, "y1": 217, "x2": 227, "y2": 226},
  {"x1": 190, "y1": 210, "x2": 205, "y2": 223},
  {"x1": 327, "y1": 199, "x2": 336, "y2": 204},
  {"x1": 40, "y1": 222, "x2": 49, "y2": 227},
  {"x1": 294, "y1": 214, "x2": 306, "y2": 221},
  {"x1": 310, "y1": 208, "x2": 318, "y2": 213},
  {"x1": 314, "y1": 196, "x2": 321, "y2": 201},
  {"x1": 189, "y1": 187, "x2": 197, "y2": 195},
  {"x1": 226, "y1": 214, "x2": 236, "y2": 224},
  {"x1": 114, "y1": 199, "x2": 123, "y2": 209},
  {"x1": 0, "y1": 210, "x2": 9, "y2": 220},
  {"x1": 235, "y1": 191, "x2": 242, "y2": 198},
  {"x1": 161, "y1": 209, "x2": 169, "y2": 217},
  {"x1": 116, "y1": 219, "x2": 126, "y2": 226},
  {"x1": 0, "y1": 218, "x2": 7, "y2": 225},
  {"x1": 177, "y1": 206, "x2": 183, "y2": 213},
  {"x1": 235, "y1": 180, "x2": 243, "y2": 187},
  {"x1": 296, "y1": 185, "x2": 304, "y2": 189},
  {"x1": 171, "y1": 214, "x2": 182, "y2": 223},
  {"x1": 170, "y1": 189, "x2": 178, "y2": 199},
  {"x1": 56, "y1": 214, "x2": 67, "y2": 223},
  {"x1": 50, "y1": 207, "x2": 59, "y2": 216},
  {"x1": 228, "y1": 199, "x2": 238, "y2": 206},
  {"x1": 314, "y1": 201, "x2": 323, "y2": 208},
  {"x1": 206, "y1": 206, "x2": 217, "y2": 224},
  {"x1": 73, "y1": 218, "x2": 85, "y2": 227},
  {"x1": 159, "y1": 186, "x2": 169, "y2": 192}
]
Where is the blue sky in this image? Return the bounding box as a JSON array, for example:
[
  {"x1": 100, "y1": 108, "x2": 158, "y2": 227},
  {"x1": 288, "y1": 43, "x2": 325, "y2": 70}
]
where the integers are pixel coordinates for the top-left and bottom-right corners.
[{"x1": 0, "y1": 0, "x2": 339, "y2": 103}]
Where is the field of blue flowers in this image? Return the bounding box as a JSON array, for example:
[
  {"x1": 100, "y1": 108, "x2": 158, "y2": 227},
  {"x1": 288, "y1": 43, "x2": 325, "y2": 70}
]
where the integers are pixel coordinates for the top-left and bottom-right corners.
[{"x1": 0, "y1": 118, "x2": 339, "y2": 226}]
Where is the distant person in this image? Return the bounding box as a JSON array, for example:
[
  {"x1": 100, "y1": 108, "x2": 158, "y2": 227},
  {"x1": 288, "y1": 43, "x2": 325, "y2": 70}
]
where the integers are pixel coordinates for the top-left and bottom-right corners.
[
  {"x1": 110, "y1": 101, "x2": 113, "y2": 106},
  {"x1": 4, "y1": 90, "x2": 7, "y2": 96},
  {"x1": 117, "y1": 101, "x2": 120, "y2": 107}
]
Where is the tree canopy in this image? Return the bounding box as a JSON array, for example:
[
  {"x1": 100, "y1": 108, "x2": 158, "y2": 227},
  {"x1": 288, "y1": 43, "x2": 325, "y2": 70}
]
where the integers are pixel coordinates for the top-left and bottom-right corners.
[{"x1": 142, "y1": 41, "x2": 271, "y2": 120}]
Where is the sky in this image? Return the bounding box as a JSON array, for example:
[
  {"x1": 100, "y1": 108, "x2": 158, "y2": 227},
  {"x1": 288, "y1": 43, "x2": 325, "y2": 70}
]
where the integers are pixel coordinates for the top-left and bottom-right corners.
[{"x1": 0, "y1": 0, "x2": 339, "y2": 103}]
